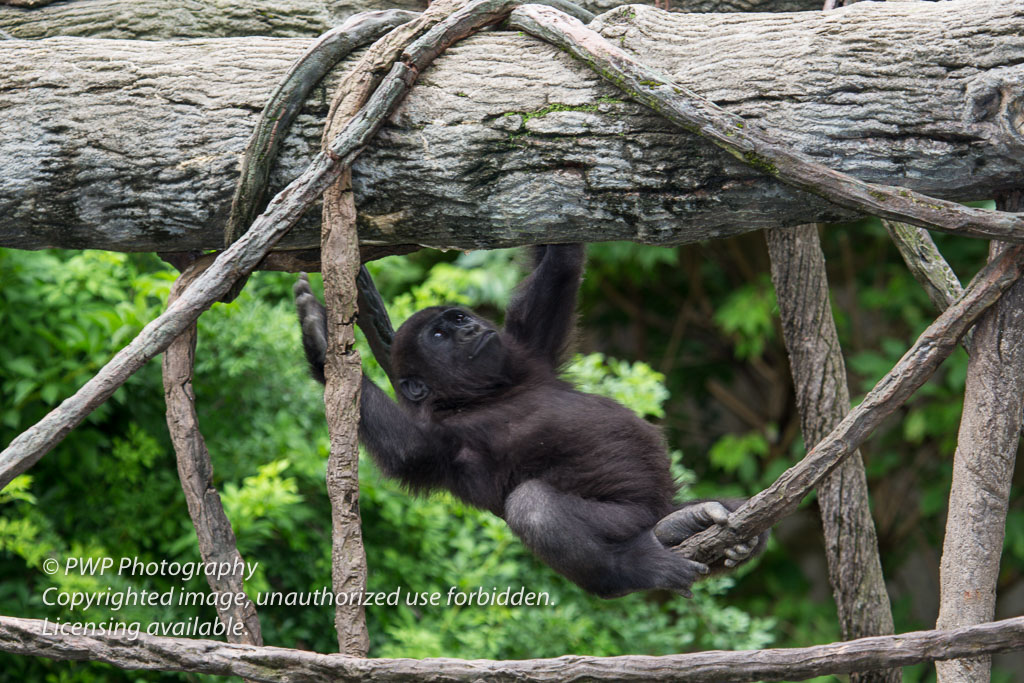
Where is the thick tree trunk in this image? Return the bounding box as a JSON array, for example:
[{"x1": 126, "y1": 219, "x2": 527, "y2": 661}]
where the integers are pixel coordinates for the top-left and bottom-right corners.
[
  {"x1": 767, "y1": 225, "x2": 897, "y2": 683},
  {"x1": 0, "y1": 0, "x2": 820, "y2": 40},
  {"x1": 0, "y1": 0, "x2": 1021, "y2": 253},
  {"x1": 935, "y1": 194, "x2": 1024, "y2": 683}
]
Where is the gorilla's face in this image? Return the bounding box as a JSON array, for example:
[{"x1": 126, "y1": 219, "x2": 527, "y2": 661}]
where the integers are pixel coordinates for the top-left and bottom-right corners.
[{"x1": 392, "y1": 306, "x2": 509, "y2": 405}]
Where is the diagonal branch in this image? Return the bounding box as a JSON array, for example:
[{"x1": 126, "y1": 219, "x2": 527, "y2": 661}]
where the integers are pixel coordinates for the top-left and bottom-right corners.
[
  {"x1": 883, "y1": 220, "x2": 973, "y2": 354},
  {"x1": 223, "y1": 9, "x2": 422, "y2": 249},
  {"x1": 508, "y1": 4, "x2": 1024, "y2": 244},
  {"x1": 0, "y1": 0, "x2": 592, "y2": 492},
  {"x1": 883, "y1": 221, "x2": 965, "y2": 312},
  {"x1": 672, "y1": 242, "x2": 1024, "y2": 564}
]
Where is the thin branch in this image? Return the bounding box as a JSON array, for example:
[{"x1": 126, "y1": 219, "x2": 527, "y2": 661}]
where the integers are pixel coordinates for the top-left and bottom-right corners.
[
  {"x1": 1, "y1": 614, "x2": 1023, "y2": 682},
  {"x1": 507, "y1": 5, "x2": 1024, "y2": 244},
  {"x1": 673, "y1": 242, "x2": 1024, "y2": 564},
  {"x1": 314, "y1": 2, "x2": 434, "y2": 658},
  {"x1": 161, "y1": 255, "x2": 262, "y2": 647},
  {"x1": 215, "y1": 8, "x2": 421, "y2": 303},
  {"x1": 321, "y1": 179, "x2": 369, "y2": 654},
  {"x1": 0, "y1": 0, "x2": 593, "y2": 491},
  {"x1": 883, "y1": 221, "x2": 965, "y2": 310}
]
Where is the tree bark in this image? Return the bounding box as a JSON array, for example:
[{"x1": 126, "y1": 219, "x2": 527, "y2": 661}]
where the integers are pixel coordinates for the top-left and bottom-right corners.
[
  {"x1": 1, "y1": 0, "x2": 1021, "y2": 253},
  {"x1": 2, "y1": 614, "x2": 1024, "y2": 683},
  {"x1": 884, "y1": 221, "x2": 965, "y2": 313},
  {"x1": 935, "y1": 193, "x2": 1024, "y2": 683},
  {"x1": 0, "y1": 0, "x2": 820, "y2": 40},
  {"x1": 0, "y1": 46, "x2": 418, "y2": 488},
  {"x1": 767, "y1": 225, "x2": 897, "y2": 683}
]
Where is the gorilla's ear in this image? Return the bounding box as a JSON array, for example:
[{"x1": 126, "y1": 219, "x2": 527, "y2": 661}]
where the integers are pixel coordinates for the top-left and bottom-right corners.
[{"x1": 398, "y1": 377, "x2": 430, "y2": 403}]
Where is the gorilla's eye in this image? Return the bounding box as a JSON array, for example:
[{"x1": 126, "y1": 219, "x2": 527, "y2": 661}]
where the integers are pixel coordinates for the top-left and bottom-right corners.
[{"x1": 432, "y1": 328, "x2": 445, "y2": 339}]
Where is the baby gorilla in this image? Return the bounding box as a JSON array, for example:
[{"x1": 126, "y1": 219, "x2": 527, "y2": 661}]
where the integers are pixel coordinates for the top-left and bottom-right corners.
[{"x1": 295, "y1": 245, "x2": 766, "y2": 598}]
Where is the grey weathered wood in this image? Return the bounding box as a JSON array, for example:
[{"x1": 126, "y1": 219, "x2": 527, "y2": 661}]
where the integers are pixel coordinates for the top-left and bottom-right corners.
[
  {"x1": 883, "y1": 219, "x2": 973, "y2": 353},
  {"x1": 765, "y1": 3, "x2": 895, "y2": 678},
  {"x1": 1, "y1": 614, "x2": 1024, "y2": 682},
  {"x1": 884, "y1": 221, "x2": 966, "y2": 314},
  {"x1": 767, "y1": 224, "x2": 897, "y2": 683},
  {"x1": 0, "y1": 0, "x2": 819, "y2": 40},
  {"x1": 0, "y1": 0, "x2": 428, "y2": 39},
  {"x1": 1, "y1": 0, "x2": 1022, "y2": 253},
  {"x1": 936, "y1": 194, "x2": 1024, "y2": 683},
  {"x1": 225, "y1": 9, "x2": 421, "y2": 249}
]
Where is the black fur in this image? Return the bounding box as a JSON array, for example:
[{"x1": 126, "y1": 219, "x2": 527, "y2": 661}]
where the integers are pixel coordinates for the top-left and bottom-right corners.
[{"x1": 295, "y1": 246, "x2": 765, "y2": 598}]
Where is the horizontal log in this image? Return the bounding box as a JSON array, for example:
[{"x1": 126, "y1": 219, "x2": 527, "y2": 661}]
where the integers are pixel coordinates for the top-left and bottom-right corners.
[
  {"x1": 1, "y1": 614, "x2": 1024, "y2": 682},
  {"x1": 0, "y1": 0, "x2": 1022, "y2": 252},
  {"x1": 0, "y1": 0, "x2": 820, "y2": 40}
]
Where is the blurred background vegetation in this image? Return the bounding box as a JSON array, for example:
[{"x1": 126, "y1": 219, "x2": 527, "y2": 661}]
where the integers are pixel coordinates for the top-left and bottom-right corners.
[{"x1": 1, "y1": 217, "x2": 1020, "y2": 681}]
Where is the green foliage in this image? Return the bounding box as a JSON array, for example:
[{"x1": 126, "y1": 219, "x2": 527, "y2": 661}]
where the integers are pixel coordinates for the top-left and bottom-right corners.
[
  {"x1": 712, "y1": 274, "x2": 776, "y2": 360},
  {"x1": 586, "y1": 242, "x2": 681, "y2": 279},
  {"x1": 708, "y1": 431, "x2": 770, "y2": 486},
  {"x1": 563, "y1": 353, "x2": 669, "y2": 419}
]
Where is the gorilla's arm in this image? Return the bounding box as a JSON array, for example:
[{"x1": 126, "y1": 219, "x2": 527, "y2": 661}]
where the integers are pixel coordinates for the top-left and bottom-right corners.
[
  {"x1": 294, "y1": 273, "x2": 328, "y2": 383},
  {"x1": 359, "y1": 377, "x2": 459, "y2": 487},
  {"x1": 504, "y1": 244, "x2": 585, "y2": 366}
]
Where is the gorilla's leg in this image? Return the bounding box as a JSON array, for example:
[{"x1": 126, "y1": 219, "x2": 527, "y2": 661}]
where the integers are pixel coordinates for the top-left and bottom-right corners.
[{"x1": 503, "y1": 480, "x2": 709, "y2": 598}]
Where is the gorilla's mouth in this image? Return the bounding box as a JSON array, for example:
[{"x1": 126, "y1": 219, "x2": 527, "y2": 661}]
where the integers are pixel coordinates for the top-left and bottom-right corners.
[{"x1": 469, "y1": 330, "x2": 497, "y2": 359}]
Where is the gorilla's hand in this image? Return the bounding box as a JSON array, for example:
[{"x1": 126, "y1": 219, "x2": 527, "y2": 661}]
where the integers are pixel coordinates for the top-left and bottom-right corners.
[{"x1": 293, "y1": 273, "x2": 328, "y2": 384}]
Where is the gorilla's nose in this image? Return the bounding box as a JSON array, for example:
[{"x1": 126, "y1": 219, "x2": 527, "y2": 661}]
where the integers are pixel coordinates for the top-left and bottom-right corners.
[{"x1": 456, "y1": 323, "x2": 482, "y2": 342}]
